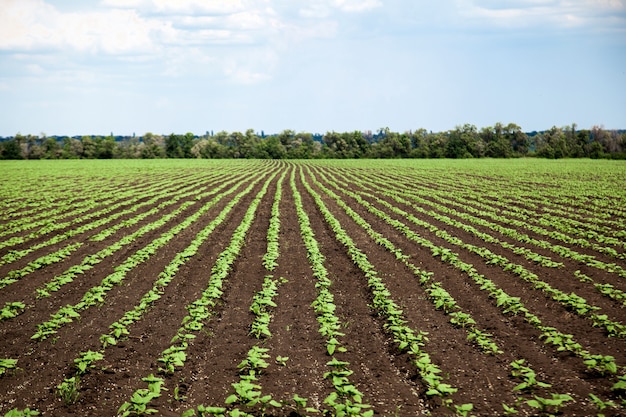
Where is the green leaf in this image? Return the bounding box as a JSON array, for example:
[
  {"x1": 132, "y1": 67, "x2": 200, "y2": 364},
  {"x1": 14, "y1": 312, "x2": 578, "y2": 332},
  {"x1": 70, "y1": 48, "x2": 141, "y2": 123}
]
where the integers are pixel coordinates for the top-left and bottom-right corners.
[{"x1": 225, "y1": 394, "x2": 239, "y2": 404}]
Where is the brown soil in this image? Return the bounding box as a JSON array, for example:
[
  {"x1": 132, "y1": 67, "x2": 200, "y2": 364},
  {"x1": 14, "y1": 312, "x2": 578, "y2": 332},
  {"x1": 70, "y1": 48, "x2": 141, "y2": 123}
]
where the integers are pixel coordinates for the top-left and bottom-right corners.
[{"x1": 1, "y1": 160, "x2": 624, "y2": 417}]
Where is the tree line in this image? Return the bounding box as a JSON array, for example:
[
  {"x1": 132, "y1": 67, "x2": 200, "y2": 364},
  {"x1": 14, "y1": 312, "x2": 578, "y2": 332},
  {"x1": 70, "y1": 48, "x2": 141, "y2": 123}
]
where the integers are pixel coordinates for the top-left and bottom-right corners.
[{"x1": 1, "y1": 123, "x2": 625, "y2": 160}]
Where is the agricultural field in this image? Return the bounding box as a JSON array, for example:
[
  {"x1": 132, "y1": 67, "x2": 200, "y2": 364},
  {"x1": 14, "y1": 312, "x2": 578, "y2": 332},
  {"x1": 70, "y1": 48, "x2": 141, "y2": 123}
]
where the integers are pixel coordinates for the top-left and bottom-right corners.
[{"x1": 0, "y1": 158, "x2": 625, "y2": 416}]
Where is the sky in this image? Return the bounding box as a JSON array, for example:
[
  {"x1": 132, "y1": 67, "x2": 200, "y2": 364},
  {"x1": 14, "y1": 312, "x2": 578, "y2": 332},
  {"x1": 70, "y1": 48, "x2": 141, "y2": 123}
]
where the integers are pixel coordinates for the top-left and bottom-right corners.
[{"x1": 0, "y1": 0, "x2": 625, "y2": 137}]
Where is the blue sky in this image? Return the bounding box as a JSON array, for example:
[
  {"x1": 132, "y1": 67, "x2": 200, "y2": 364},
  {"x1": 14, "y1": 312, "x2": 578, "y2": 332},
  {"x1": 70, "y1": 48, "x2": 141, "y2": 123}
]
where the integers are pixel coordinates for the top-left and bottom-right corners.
[{"x1": 1, "y1": 0, "x2": 625, "y2": 137}]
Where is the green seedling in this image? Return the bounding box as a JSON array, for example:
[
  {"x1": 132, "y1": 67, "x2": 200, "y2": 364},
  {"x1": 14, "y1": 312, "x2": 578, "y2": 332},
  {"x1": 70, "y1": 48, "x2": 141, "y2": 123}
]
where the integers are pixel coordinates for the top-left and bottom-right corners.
[
  {"x1": 3, "y1": 408, "x2": 40, "y2": 417},
  {"x1": 57, "y1": 376, "x2": 80, "y2": 406},
  {"x1": 0, "y1": 358, "x2": 18, "y2": 376},
  {"x1": 526, "y1": 393, "x2": 573, "y2": 415}
]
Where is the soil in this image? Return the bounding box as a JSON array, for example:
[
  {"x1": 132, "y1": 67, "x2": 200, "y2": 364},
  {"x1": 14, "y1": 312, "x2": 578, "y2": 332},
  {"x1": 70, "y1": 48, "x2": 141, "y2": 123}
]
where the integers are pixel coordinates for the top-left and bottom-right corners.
[{"x1": 0, "y1": 160, "x2": 624, "y2": 416}]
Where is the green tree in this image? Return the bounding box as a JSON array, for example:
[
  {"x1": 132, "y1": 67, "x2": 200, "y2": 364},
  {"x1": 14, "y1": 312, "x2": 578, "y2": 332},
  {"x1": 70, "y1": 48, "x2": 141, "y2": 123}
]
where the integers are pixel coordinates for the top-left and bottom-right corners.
[
  {"x1": 378, "y1": 131, "x2": 411, "y2": 158},
  {"x1": 427, "y1": 133, "x2": 446, "y2": 158},
  {"x1": 537, "y1": 126, "x2": 567, "y2": 158},
  {"x1": 61, "y1": 138, "x2": 83, "y2": 159},
  {"x1": 165, "y1": 133, "x2": 194, "y2": 158},
  {"x1": 408, "y1": 129, "x2": 430, "y2": 158},
  {"x1": 97, "y1": 136, "x2": 117, "y2": 159},
  {"x1": 480, "y1": 123, "x2": 515, "y2": 158},
  {"x1": 446, "y1": 124, "x2": 478, "y2": 158},
  {"x1": 285, "y1": 132, "x2": 318, "y2": 159},
  {"x1": 260, "y1": 136, "x2": 286, "y2": 159},
  {"x1": 1, "y1": 139, "x2": 23, "y2": 159},
  {"x1": 81, "y1": 136, "x2": 98, "y2": 159},
  {"x1": 199, "y1": 138, "x2": 230, "y2": 158},
  {"x1": 140, "y1": 133, "x2": 165, "y2": 158},
  {"x1": 43, "y1": 137, "x2": 61, "y2": 159},
  {"x1": 239, "y1": 129, "x2": 260, "y2": 158},
  {"x1": 505, "y1": 123, "x2": 528, "y2": 156}
]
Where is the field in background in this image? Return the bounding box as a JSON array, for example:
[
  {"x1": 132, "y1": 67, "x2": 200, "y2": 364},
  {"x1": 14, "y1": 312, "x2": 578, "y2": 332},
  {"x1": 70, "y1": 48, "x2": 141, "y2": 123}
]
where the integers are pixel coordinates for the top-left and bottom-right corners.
[{"x1": 0, "y1": 158, "x2": 625, "y2": 416}]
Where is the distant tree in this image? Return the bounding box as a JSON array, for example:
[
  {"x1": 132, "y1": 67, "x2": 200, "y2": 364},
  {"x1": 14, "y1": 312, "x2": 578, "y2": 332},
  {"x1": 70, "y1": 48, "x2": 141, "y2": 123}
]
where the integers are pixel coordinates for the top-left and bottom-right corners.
[
  {"x1": 373, "y1": 131, "x2": 411, "y2": 158},
  {"x1": 165, "y1": 134, "x2": 181, "y2": 158},
  {"x1": 199, "y1": 138, "x2": 230, "y2": 158},
  {"x1": 285, "y1": 132, "x2": 317, "y2": 159},
  {"x1": 81, "y1": 136, "x2": 98, "y2": 158},
  {"x1": 321, "y1": 130, "x2": 368, "y2": 158},
  {"x1": 446, "y1": 124, "x2": 478, "y2": 158},
  {"x1": 537, "y1": 126, "x2": 568, "y2": 158},
  {"x1": 426, "y1": 133, "x2": 446, "y2": 158},
  {"x1": 118, "y1": 136, "x2": 142, "y2": 159},
  {"x1": 408, "y1": 129, "x2": 430, "y2": 158},
  {"x1": 165, "y1": 133, "x2": 194, "y2": 158},
  {"x1": 1, "y1": 138, "x2": 23, "y2": 159},
  {"x1": 563, "y1": 123, "x2": 583, "y2": 157},
  {"x1": 62, "y1": 138, "x2": 83, "y2": 159},
  {"x1": 140, "y1": 133, "x2": 165, "y2": 158},
  {"x1": 261, "y1": 136, "x2": 286, "y2": 159},
  {"x1": 239, "y1": 129, "x2": 259, "y2": 158},
  {"x1": 480, "y1": 123, "x2": 516, "y2": 158},
  {"x1": 22, "y1": 134, "x2": 43, "y2": 159},
  {"x1": 181, "y1": 133, "x2": 194, "y2": 158},
  {"x1": 506, "y1": 123, "x2": 528, "y2": 156},
  {"x1": 97, "y1": 136, "x2": 117, "y2": 159},
  {"x1": 42, "y1": 137, "x2": 62, "y2": 159}
]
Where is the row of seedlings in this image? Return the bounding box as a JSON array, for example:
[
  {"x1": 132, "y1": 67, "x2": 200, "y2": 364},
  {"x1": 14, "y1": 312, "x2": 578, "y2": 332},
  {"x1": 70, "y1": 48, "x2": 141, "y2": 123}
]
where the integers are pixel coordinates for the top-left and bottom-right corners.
[
  {"x1": 335, "y1": 170, "x2": 626, "y2": 339},
  {"x1": 0, "y1": 171, "x2": 223, "y2": 291},
  {"x1": 290, "y1": 168, "x2": 374, "y2": 417},
  {"x1": 53, "y1": 172, "x2": 270, "y2": 412},
  {"x1": 28, "y1": 172, "x2": 266, "y2": 342},
  {"x1": 298, "y1": 167, "x2": 470, "y2": 416},
  {"x1": 307, "y1": 166, "x2": 502, "y2": 355},
  {"x1": 310, "y1": 164, "x2": 604, "y2": 415},
  {"x1": 118, "y1": 172, "x2": 277, "y2": 416},
  {"x1": 384, "y1": 172, "x2": 626, "y2": 277},
  {"x1": 325, "y1": 166, "x2": 624, "y2": 414},
  {"x1": 0, "y1": 170, "x2": 213, "y2": 267}
]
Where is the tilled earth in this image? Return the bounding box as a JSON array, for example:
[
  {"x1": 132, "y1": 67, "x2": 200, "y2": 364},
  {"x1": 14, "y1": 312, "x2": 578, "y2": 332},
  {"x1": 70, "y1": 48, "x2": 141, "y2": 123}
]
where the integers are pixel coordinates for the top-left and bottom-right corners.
[{"x1": 0, "y1": 160, "x2": 624, "y2": 416}]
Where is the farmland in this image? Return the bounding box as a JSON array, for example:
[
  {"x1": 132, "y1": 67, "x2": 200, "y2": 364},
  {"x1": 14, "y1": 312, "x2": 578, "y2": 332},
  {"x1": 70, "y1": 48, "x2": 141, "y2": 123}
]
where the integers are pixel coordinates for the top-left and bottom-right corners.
[{"x1": 0, "y1": 158, "x2": 625, "y2": 416}]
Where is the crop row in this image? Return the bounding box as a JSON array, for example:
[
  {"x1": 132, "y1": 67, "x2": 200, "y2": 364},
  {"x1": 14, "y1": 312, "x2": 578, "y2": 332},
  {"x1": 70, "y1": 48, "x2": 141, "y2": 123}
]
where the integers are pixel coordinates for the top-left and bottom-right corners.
[{"x1": 0, "y1": 159, "x2": 624, "y2": 417}]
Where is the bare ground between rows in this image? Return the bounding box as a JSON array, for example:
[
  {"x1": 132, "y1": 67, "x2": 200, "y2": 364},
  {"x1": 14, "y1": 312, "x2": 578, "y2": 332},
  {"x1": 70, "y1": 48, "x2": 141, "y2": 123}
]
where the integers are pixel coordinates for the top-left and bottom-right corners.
[
  {"x1": 331, "y1": 171, "x2": 626, "y2": 362},
  {"x1": 364, "y1": 186, "x2": 626, "y2": 370},
  {"x1": 415, "y1": 196, "x2": 626, "y2": 315},
  {"x1": 0, "y1": 175, "x2": 248, "y2": 353},
  {"x1": 248, "y1": 181, "x2": 340, "y2": 412},
  {"x1": 478, "y1": 193, "x2": 626, "y2": 232},
  {"x1": 308, "y1": 170, "x2": 615, "y2": 414},
  {"x1": 439, "y1": 193, "x2": 626, "y2": 267},
  {"x1": 0, "y1": 172, "x2": 247, "y2": 301},
  {"x1": 387, "y1": 177, "x2": 626, "y2": 272},
  {"x1": 0, "y1": 176, "x2": 263, "y2": 414},
  {"x1": 0, "y1": 191, "x2": 208, "y2": 307},
  {"x1": 295, "y1": 176, "x2": 426, "y2": 415},
  {"x1": 305, "y1": 173, "x2": 539, "y2": 415},
  {"x1": 372, "y1": 170, "x2": 625, "y2": 250},
  {"x1": 162, "y1": 180, "x2": 285, "y2": 414},
  {"x1": 164, "y1": 174, "x2": 427, "y2": 416},
  {"x1": 344, "y1": 172, "x2": 626, "y2": 324},
  {"x1": 64, "y1": 176, "x2": 276, "y2": 417},
  {"x1": 0, "y1": 173, "x2": 220, "y2": 273},
  {"x1": 0, "y1": 174, "x2": 171, "y2": 250}
]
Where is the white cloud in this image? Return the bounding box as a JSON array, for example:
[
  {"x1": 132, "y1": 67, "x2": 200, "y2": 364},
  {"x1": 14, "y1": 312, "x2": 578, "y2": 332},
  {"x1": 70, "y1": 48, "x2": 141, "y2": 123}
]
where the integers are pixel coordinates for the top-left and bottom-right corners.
[
  {"x1": 299, "y1": 0, "x2": 381, "y2": 18},
  {"x1": 331, "y1": 0, "x2": 382, "y2": 13},
  {"x1": 0, "y1": 0, "x2": 360, "y2": 87},
  {"x1": 101, "y1": 0, "x2": 248, "y2": 14},
  {"x1": 0, "y1": 0, "x2": 168, "y2": 54},
  {"x1": 582, "y1": 0, "x2": 625, "y2": 10},
  {"x1": 459, "y1": 0, "x2": 626, "y2": 29}
]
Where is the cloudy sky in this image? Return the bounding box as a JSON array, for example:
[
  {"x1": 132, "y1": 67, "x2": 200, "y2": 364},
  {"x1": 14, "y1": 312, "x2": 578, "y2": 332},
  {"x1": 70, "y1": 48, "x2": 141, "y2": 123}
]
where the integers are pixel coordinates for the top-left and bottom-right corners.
[{"x1": 0, "y1": 0, "x2": 624, "y2": 137}]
